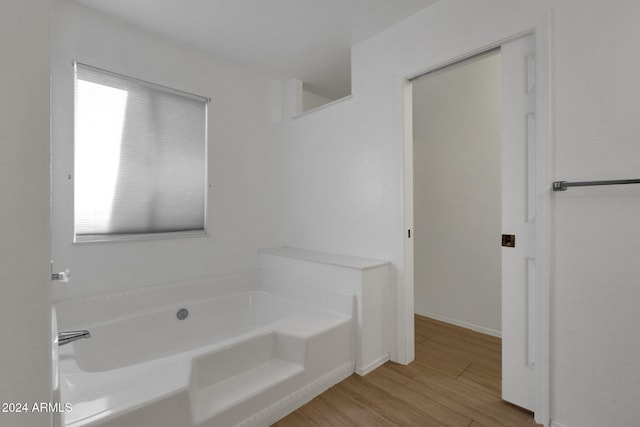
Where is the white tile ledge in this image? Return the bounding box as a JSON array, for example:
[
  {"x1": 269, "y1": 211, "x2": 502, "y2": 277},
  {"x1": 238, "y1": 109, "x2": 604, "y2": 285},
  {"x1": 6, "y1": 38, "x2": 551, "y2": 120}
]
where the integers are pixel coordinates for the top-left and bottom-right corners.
[
  {"x1": 259, "y1": 247, "x2": 389, "y2": 271},
  {"x1": 54, "y1": 270, "x2": 257, "y2": 306}
]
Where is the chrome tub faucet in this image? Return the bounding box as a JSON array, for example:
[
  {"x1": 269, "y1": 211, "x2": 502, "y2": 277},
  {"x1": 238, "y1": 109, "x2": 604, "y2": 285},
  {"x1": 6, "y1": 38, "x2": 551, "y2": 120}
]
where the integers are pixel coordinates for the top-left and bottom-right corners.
[{"x1": 58, "y1": 330, "x2": 91, "y2": 346}]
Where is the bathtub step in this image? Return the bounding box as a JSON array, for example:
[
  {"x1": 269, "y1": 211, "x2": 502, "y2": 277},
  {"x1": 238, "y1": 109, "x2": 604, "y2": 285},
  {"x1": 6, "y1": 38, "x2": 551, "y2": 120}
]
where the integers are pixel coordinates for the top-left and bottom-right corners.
[
  {"x1": 191, "y1": 359, "x2": 304, "y2": 424},
  {"x1": 189, "y1": 331, "x2": 307, "y2": 425}
]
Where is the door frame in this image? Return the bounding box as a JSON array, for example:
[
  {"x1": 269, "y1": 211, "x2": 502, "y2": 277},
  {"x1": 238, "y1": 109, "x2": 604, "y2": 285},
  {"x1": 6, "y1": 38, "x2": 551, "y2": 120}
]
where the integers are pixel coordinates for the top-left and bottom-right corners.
[{"x1": 399, "y1": 14, "x2": 551, "y2": 426}]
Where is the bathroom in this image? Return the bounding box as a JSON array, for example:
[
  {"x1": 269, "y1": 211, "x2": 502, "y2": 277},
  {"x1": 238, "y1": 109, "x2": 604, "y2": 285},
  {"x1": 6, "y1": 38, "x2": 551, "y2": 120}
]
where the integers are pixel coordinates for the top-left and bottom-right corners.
[{"x1": 4, "y1": 1, "x2": 640, "y2": 427}]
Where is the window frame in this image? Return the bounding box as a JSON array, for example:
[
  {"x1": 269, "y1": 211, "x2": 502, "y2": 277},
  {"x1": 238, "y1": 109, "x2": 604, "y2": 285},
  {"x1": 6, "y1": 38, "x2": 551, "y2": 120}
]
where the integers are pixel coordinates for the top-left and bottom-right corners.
[{"x1": 72, "y1": 62, "x2": 210, "y2": 244}]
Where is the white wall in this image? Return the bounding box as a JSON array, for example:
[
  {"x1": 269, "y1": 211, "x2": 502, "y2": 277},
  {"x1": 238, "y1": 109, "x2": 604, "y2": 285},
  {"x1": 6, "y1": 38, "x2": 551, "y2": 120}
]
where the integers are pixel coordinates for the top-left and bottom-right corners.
[
  {"x1": 51, "y1": 0, "x2": 285, "y2": 301},
  {"x1": 413, "y1": 51, "x2": 501, "y2": 335},
  {"x1": 551, "y1": 2, "x2": 640, "y2": 426},
  {"x1": 303, "y1": 89, "x2": 333, "y2": 112},
  {"x1": 283, "y1": 0, "x2": 640, "y2": 425},
  {"x1": 0, "y1": 1, "x2": 52, "y2": 426}
]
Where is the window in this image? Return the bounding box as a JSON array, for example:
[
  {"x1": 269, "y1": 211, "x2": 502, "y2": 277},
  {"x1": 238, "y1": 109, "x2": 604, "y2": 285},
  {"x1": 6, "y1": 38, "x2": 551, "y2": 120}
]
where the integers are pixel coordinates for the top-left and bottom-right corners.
[{"x1": 74, "y1": 63, "x2": 208, "y2": 242}]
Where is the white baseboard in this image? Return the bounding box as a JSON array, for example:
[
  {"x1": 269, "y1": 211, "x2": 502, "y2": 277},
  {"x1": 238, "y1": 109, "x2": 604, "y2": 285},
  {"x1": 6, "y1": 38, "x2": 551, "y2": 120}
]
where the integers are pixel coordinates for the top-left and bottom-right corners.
[
  {"x1": 550, "y1": 422, "x2": 568, "y2": 427},
  {"x1": 414, "y1": 309, "x2": 502, "y2": 338},
  {"x1": 355, "y1": 353, "x2": 389, "y2": 376}
]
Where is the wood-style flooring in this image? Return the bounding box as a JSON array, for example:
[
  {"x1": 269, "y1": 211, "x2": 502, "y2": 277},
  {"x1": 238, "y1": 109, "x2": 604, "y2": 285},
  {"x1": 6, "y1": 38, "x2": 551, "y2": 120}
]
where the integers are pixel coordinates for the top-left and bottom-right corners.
[{"x1": 273, "y1": 314, "x2": 540, "y2": 426}]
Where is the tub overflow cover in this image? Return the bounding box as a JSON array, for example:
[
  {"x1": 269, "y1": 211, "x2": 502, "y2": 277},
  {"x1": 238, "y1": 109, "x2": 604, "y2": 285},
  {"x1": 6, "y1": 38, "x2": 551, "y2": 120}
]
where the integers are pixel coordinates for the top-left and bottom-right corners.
[{"x1": 176, "y1": 307, "x2": 189, "y2": 320}]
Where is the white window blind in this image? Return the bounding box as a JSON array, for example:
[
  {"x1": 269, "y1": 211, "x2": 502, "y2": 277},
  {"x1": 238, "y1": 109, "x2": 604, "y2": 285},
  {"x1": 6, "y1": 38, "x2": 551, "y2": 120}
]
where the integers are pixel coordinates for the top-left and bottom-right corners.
[{"x1": 74, "y1": 63, "x2": 208, "y2": 241}]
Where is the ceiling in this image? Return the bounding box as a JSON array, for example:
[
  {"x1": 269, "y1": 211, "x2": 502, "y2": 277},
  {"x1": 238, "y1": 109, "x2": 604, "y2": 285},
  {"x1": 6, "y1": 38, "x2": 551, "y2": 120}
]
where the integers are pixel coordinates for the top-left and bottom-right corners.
[{"x1": 69, "y1": 0, "x2": 439, "y2": 100}]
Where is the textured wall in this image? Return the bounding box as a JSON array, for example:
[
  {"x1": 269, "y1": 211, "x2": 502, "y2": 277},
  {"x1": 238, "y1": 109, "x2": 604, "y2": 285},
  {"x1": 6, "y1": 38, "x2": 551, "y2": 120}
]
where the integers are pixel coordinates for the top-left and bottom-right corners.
[{"x1": 0, "y1": 0, "x2": 52, "y2": 426}]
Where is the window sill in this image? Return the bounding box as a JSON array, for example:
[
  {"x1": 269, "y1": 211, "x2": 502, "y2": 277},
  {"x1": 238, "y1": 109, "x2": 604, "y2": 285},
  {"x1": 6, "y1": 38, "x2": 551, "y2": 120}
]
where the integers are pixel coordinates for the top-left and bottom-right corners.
[{"x1": 73, "y1": 230, "x2": 208, "y2": 245}]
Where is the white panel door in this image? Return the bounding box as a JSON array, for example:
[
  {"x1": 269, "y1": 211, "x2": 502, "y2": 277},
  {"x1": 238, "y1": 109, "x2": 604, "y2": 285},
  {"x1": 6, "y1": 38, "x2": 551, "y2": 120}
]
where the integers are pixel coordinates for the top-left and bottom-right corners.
[{"x1": 501, "y1": 34, "x2": 536, "y2": 411}]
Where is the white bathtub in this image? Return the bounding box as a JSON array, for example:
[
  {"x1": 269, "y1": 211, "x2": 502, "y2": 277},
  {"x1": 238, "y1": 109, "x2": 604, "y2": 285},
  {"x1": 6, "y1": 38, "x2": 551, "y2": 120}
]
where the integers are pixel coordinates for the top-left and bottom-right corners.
[{"x1": 56, "y1": 286, "x2": 355, "y2": 427}]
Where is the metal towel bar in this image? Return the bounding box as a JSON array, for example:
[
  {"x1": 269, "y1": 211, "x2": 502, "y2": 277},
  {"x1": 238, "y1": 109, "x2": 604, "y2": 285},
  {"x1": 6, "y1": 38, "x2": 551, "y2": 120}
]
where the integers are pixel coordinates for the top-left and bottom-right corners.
[{"x1": 552, "y1": 178, "x2": 640, "y2": 191}]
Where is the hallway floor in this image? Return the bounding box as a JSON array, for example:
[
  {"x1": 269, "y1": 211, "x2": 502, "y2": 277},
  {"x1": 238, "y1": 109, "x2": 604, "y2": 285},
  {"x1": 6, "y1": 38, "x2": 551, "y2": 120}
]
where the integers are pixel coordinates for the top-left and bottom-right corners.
[{"x1": 273, "y1": 314, "x2": 540, "y2": 426}]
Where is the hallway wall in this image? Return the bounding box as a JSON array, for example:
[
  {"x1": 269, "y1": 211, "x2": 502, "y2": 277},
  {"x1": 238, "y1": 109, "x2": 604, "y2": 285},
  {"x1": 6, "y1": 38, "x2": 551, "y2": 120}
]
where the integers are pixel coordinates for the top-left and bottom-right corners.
[{"x1": 413, "y1": 51, "x2": 501, "y2": 335}]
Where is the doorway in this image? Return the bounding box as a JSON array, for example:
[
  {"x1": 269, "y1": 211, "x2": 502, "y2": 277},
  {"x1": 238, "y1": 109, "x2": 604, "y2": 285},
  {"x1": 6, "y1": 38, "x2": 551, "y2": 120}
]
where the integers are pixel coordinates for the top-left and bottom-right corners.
[
  {"x1": 404, "y1": 31, "x2": 548, "y2": 420},
  {"x1": 412, "y1": 49, "x2": 502, "y2": 339}
]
